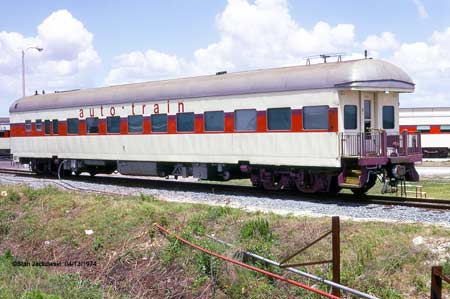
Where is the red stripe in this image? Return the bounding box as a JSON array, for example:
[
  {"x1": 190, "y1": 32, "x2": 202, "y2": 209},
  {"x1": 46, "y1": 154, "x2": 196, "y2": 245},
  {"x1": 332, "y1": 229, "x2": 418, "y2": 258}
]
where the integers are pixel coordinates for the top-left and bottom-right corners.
[{"x1": 10, "y1": 108, "x2": 340, "y2": 137}]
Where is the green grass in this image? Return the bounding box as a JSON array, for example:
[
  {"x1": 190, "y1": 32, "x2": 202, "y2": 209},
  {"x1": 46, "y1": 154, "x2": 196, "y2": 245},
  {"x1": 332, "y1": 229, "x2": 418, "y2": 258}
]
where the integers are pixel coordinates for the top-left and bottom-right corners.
[{"x1": 0, "y1": 184, "x2": 449, "y2": 298}]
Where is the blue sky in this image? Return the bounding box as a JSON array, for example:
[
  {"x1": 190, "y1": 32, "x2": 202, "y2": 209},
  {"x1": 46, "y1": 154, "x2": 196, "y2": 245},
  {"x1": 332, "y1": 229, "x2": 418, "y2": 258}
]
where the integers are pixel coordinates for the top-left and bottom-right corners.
[{"x1": 1, "y1": 0, "x2": 450, "y2": 115}]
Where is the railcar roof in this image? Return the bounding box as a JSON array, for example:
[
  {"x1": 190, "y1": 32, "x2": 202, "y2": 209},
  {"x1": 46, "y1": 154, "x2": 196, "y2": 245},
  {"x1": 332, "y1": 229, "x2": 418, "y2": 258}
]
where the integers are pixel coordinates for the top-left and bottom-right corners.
[{"x1": 10, "y1": 58, "x2": 414, "y2": 113}]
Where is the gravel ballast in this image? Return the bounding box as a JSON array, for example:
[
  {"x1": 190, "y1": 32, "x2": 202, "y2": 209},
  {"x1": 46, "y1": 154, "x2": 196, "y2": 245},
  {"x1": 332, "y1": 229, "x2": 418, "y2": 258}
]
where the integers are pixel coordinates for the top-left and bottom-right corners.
[{"x1": 1, "y1": 173, "x2": 449, "y2": 227}]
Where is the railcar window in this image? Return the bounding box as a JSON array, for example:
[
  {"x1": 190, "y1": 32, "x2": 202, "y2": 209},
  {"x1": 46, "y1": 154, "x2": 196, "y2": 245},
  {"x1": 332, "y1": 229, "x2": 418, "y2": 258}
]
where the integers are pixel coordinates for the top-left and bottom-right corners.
[
  {"x1": 344, "y1": 105, "x2": 357, "y2": 130},
  {"x1": 25, "y1": 120, "x2": 32, "y2": 132},
  {"x1": 177, "y1": 112, "x2": 195, "y2": 132},
  {"x1": 151, "y1": 114, "x2": 168, "y2": 132},
  {"x1": 44, "y1": 120, "x2": 51, "y2": 135},
  {"x1": 204, "y1": 111, "x2": 224, "y2": 132},
  {"x1": 35, "y1": 119, "x2": 42, "y2": 131},
  {"x1": 268, "y1": 107, "x2": 291, "y2": 130},
  {"x1": 235, "y1": 109, "x2": 257, "y2": 131},
  {"x1": 86, "y1": 117, "x2": 99, "y2": 134},
  {"x1": 128, "y1": 115, "x2": 143, "y2": 133},
  {"x1": 440, "y1": 125, "x2": 450, "y2": 132},
  {"x1": 107, "y1": 116, "x2": 121, "y2": 134},
  {"x1": 67, "y1": 118, "x2": 79, "y2": 134},
  {"x1": 303, "y1": 106, "x2": 329, "y2": 130},
  {"x1": 382, "y1": 106, "x2": 395, "y2": 129},
  {"x1": 52, "y1": 119, "x2": 59, "y2": 135},
  {"x1": 416, "y1": 125, "x2": 430, "y2": 133}
]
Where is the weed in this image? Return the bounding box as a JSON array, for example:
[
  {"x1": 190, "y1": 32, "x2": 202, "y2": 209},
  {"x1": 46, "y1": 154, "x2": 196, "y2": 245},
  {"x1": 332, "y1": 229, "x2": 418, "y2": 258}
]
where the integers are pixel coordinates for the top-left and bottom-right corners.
[
  {"x1": 206, "y1": 206, "x2": 231, "y2": 220},
  {"x1": 92, "y1": 237, "x2": 104, "y2": 252},
  {"x1": 6, "y1": 190, "x2": 20, "y2": 202},
  {"x1": 139, "y1": 193, "x2": 156, "y2": 202},
  {"x1": 240, "y1": 218, "x2": 273, "y2": 242},
  {"x1": 21, "y1": 289, "x2": 61, "y2": 299}
]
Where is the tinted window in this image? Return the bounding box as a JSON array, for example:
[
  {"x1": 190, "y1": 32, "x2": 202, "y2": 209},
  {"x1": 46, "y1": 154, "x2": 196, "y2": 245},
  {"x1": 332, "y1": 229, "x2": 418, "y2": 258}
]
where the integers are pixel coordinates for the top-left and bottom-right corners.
[
  {"x1": 151, "y1": 114, "x2": 167, "y2": 132},
  {"x1": 128, "y1": 115, "x2": 143, "y2": 133},
  {"x1": 177, "y1": 112, "x2": 195, "y2": 132},
  {"x1": 44, "y1": 120, "x2": 51, "y2": 135},
  {"x1": 303, "y1": 106, "x2": 329, "y2": 130},
  {"x1": 107, "y1": 116, "x2": 121, "y2": 133},
  {"x1": 36, "y1": 119, "x2": 42, "y2": 131},
  {"x1": 52, "y1": 119, "x2": 59, "y2": 134},
  {"x1": 67, "y1": 118, "x2": 79, "y2": 134},
  {"x1": 417, "y1": 125, "x2": 430, "y2": 133},
  {"x1": 440, "y1": 125, "x2": 450, "y2": 132},
  {"x1": 344, "y1": 105, "x2": 357, "y2": 130},
  {"x1": 86, "y1": 117, "x2": 99, "y2": 134},
  {"x1": 25, "y1": 120, "x2": 32, "y2": 132},
  {"x1": 235, "y1": 109, "x2": 257, "y2": 131},
  {"x1": 268, "y1": 108, "x2": 291, "y2": 130},
  {"x1": 382, "y1": 106, "x2": 395, "y2": 129},
  {"x1": 205, "y1": 111, "x2": 224, "y2": 132}
]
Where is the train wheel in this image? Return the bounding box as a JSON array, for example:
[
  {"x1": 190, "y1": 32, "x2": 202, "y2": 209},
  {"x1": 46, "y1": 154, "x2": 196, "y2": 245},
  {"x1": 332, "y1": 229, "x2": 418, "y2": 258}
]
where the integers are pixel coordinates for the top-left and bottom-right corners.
[
  {"x1": 262, "y1": 180, "x2": 283, "y2": 191},
  {"x1": 326, "y1": 176, "x2": 341, "y2": 195}
]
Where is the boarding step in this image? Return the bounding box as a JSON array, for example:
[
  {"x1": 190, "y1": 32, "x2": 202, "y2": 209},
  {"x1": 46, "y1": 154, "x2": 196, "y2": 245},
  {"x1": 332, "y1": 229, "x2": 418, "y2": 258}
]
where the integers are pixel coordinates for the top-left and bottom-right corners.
[
  {"x1": 343, "y1": 169, "x2": 361, "y2": 185},
  {"x1": 339, "y1": 183, "x2": 361, "y2": 189}
]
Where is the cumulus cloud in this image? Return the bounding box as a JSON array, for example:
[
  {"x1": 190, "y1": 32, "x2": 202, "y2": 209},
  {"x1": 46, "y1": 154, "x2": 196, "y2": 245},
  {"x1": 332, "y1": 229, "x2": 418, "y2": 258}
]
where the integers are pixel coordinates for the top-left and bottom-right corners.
[
  {"x1": 105, "y1": 50, "x2": 186, "y2": 85},
  {"x1": 103, "y1": 0, "x2": 450, "y2": 108},
  {"x1": 413, "y1": 0, "x2": 429, "y2": 19},
  {"x1": 362, "y1": 32, "x2": 399, "y2": 55},
  {"x1": 0, "y1": 9, "x2": 100, "y2": 114},
  {"x1": 105, "y1": 0, "x2": 357, "y2": 85},
  {"x1": 392, "y1": 27, "x2": 450, "y2": 107}
]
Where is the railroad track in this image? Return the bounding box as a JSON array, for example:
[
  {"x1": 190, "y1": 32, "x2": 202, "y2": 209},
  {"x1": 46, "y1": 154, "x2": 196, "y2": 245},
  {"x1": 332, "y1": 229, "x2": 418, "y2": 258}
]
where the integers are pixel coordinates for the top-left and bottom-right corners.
[{"x1": 1, "y1": 167, "x2": 450, "y2": 210}]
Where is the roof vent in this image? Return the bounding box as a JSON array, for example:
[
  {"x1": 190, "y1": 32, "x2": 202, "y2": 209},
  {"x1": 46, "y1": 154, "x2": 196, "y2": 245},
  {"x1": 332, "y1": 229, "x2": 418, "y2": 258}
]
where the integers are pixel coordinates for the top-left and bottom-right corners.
[
  {"x1": 216, "y1": 71, "x2": 227, "y2": 75},
  {"x1": 305, "y1": 53, "x2": 345, "y2": 66}
]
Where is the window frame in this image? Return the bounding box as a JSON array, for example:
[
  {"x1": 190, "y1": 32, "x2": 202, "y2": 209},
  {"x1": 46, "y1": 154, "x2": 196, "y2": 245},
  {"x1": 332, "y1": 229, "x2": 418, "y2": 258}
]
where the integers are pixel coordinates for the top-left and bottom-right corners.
[
  {"x1": 416, "y1": 125, "x2": 431, "y2": 133},
  {"x1": 302, "y1": 105, "x2": 330, "y2": 130},
  {"x1": 67, "y1": 118, "x2": 80, "y2": 135},
  {"x1": 52, "y1": 119, "x2": 59, "y2": 135},
  {"x1": 106, "y1": 116, "x2": 121, "y2": 134},
  {"x1": 35, "y1": 119, "x2": 42, "y2": 132},
  {"x1": 25, "y1": 120, "x2": 32, "y2": 132},
  {"x1": 151, "y1": 114, "x2": 168, "y2": 133},
  {"x1": 343, "y1": 105, "x2": 358, "y2": 130},
  {"x1": 234, "y1": 109, "x2": 257, "y2": 132},
  {"x1": 267, "y1": 107, "x2": 292, "y2": 131},
  {"x1": 86, "y1": 117, "x2": 99, "y2": 134},
  {"x1": 204, "y1": 110, "x2": 225, "y2": 132},
  {"x1": 44, "y1": 120, "x2": 51, "y2": 135},
  {"x1": 382, "y1": 106, "x2": 395, "y2": 130},
  {"x1": 176, "y1": 112, "x2": 195, "y2": 133},
  {"x1": 127, "y1": 115, "x2": 144, "y2": 134}
]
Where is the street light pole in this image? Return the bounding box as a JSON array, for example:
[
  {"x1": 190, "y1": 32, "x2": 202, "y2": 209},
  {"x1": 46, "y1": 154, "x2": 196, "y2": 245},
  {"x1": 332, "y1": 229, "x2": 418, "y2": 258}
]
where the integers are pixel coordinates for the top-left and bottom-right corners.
[{"x1": 21, "y1": 46, "x2": 43, "y2": 97}]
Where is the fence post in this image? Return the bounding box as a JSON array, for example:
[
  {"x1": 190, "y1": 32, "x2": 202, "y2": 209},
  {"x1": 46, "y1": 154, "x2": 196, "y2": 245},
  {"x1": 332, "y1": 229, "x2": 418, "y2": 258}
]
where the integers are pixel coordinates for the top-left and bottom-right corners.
[
  {"x1": 332, "y1": 216, "x2": 341, "y2": 298},
  {"x1": 431, "y1": 266, "x2": 442, "y2": 299}
]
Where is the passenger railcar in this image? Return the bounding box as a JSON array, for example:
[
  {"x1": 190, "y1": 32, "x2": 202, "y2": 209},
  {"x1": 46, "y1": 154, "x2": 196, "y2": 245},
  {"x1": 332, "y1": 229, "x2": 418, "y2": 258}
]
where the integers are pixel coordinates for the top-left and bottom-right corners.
[
  {"x1": 9, "y1": 58, "x2": 422, "y2": 194},
  {"x1": 400, "y1": 107, "x2": 450, "y2": 158}
]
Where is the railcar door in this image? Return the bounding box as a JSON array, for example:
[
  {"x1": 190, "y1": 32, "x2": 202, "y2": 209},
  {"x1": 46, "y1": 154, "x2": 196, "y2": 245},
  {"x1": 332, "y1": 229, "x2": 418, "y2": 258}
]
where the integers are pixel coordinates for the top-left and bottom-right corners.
[
  {"x1": 361, "y1": 92, "x2": 375, "y2": 133},
  {"x1": 360, "y1": 92, "x2": 381, "y2": 156}
]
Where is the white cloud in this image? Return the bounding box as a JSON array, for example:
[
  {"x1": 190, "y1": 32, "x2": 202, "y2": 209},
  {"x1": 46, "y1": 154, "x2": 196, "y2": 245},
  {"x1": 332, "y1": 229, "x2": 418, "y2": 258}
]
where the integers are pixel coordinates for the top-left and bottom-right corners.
[
  {"x1": 105, "y1": 0, "x2": 357, "y2": 85},
  {"x1": 0, "y1": 9, "x2": 100, "y2": 115},
  {"x1": 413, "y1": 0, "x2": 429, "y2": 19},
  {"x1": 362, "y1": 32, "x2": 399, "y2": 55},
  {"x1": 105, "y1": 50, "x2": 186, "y2": 85},
  {"x1": 391, "y1": 27, "x2": 450, "y2": 107}
]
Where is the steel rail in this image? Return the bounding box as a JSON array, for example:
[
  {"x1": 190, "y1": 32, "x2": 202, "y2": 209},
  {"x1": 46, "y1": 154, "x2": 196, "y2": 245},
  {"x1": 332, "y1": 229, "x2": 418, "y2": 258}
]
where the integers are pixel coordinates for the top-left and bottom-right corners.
[
  {"x1": 206, "y1": 234, "x2": 379, "y2": 299},
  {"x1": 153, "y1": 223, "x2": 341, "y2": 299}
]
